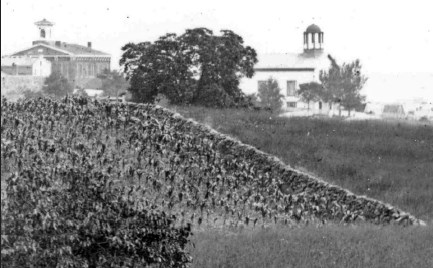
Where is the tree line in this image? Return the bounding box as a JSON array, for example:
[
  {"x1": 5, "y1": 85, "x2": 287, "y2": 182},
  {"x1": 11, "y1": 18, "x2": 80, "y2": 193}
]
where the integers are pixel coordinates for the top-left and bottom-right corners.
[{"x1": 25, "y1": 28, "x2": 366, "y2": 115}]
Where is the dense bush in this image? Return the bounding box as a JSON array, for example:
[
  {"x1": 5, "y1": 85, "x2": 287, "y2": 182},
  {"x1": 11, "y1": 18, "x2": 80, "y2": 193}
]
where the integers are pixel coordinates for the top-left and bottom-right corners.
[
  {"x1": 1, "y1": 167, "x2": 192, "y2": 267},
  {"x1": 42, "y1": 72, "x2": 74, "y2": 98}
]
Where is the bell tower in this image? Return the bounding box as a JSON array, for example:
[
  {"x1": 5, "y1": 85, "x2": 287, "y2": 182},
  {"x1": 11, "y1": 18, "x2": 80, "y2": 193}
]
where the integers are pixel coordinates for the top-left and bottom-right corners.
[
  {"x1": 303, "y1": 24, "x2": 324, "y2": 57},
  {"x1": 34, "y1": 18, "x2": 54, "y2": 41}
]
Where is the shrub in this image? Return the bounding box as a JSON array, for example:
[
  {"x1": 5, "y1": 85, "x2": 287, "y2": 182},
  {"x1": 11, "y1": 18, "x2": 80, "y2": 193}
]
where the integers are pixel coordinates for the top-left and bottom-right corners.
[
  {"x1": 42, "y1": 72, "x2": 73, "y2": 98},
  {"x1": 1, "y1": 167, "x2": 192, "y2": 268}
]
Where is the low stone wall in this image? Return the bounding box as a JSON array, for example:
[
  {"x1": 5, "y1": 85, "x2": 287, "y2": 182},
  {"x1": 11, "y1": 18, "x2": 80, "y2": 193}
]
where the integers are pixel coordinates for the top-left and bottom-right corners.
[
  {"x1": 144, "y1": 105, "x2": 425, "y2": 226},
  {"x1": 1, "y1": 76, "x2": 44, "y2": 101}
]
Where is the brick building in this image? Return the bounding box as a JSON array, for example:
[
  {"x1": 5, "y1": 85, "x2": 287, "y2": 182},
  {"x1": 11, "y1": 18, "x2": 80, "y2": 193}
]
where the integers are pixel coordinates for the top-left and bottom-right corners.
[{"x1": 6, "y1": 19, "x2": 111, "y2": 88}]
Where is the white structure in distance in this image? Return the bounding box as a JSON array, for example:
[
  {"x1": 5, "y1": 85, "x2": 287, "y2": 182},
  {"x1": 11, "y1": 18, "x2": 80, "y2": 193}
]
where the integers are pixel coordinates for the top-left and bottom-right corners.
[{"x1": 240, "y1": 24, "x2": 334, "y2": 112}]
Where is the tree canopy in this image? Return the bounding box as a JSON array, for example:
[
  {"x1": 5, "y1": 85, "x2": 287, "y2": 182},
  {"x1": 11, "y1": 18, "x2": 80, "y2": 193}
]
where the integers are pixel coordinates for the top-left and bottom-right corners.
[
  {"x1": 298, "y1": 82, "x2": 322, "y2": 109},
  {"x1": 257, "y1": 78, "x2": 284, "y2": 113},
  {"x1": 120, "y1": 28, "x2": 258, "y2": 107},
  {"x1": 319, "y1": 55, "x2": 367, "y2": 115}
]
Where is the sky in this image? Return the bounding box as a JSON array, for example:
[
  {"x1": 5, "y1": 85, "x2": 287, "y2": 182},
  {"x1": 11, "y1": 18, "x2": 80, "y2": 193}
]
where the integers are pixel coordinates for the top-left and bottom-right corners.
[{"x1": 1, "y1": 0, "x2": 432, "y2": 102}]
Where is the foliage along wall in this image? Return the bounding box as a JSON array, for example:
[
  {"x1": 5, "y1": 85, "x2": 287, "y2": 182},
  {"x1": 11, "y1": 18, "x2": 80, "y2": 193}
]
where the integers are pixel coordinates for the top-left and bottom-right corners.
[{"x1": 145, "y1": 105, "x2": 425, "y2": 226}]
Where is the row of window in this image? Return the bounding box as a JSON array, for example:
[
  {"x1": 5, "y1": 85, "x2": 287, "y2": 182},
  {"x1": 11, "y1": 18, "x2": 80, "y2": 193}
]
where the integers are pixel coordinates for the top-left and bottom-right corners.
[{"x1": 258, "y1": 80, "x2": 298, "y2": 96}]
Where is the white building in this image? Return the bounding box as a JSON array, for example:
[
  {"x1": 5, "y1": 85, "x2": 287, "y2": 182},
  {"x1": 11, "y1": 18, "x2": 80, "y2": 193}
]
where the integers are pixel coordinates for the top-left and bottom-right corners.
[{"x1": 240, "y1": 24, "x2": 333, "y2": 112}]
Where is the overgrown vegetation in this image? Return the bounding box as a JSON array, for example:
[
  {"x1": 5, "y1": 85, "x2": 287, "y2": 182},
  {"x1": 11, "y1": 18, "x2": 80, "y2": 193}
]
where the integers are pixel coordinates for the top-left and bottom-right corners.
[
  {"x1": 1, "y1": 168, "x2": 192, "y2": 267},
  {"x1": 42, "y1": 72, "x2": 74, "y2": 98},
  {"x1": 2, "y1": 97, "x2": 431, "y2": 267},
  {"x1": 97, "y1": 69, "x2": 129, "y2": 97}
]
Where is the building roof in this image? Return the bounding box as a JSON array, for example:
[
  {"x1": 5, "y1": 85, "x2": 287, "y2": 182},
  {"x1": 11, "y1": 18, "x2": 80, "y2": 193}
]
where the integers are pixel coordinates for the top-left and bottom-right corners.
[
  {"x1": 10, "y1": 42, "x2": 111, "y2": 57},
  {"x1": 306, "y1": 24, "x2": 322, "y2": 33},
  {"x1": 1, "y1": 57, "x2": 39, "y2": 66},
  {"x1": 255, "y1": 52, "x2": 330, "y2": 70},
  {"x1": 35, "y1": 18, "x2": 54, "y2": 26},
  {"x1": 52, "y1": 42, "x2": 110, "y2": 56}
]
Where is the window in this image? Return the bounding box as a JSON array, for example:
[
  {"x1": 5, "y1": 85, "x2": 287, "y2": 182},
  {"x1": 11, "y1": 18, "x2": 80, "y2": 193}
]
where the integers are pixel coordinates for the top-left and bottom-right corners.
[
  {"x1": 287, "y1": 102, "x2": 297, "y2": 108},
  {"x1": 286, "y1": 80, "x2": 297, "y2": 96}
]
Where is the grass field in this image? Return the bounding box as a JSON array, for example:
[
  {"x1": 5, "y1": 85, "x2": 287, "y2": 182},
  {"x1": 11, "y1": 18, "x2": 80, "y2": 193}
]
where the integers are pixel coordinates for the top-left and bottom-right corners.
[
  {"x1": 170, "y1": 106, "x2": 433, "y2": 222},
  {"x1": 191, "y1": 224, "x2": 433, "y2": 268},
  {"x1": 167, "y1": 105, "x2": 433, "y2": 267}
]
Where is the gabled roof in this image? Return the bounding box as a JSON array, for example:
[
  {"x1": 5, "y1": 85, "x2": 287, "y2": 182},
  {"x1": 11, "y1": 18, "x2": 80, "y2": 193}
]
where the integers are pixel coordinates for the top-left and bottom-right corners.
[
  {"x1": 10, "y1": 42, "x2": 111, "y2": 57},
  {"x1": 255, "y1": 52, "x2": 330, "y2": 70}
]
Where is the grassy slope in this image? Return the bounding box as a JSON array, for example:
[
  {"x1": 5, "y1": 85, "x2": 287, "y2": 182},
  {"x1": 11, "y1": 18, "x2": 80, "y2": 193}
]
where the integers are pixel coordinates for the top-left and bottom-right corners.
[
  {"x1": 170, "y1": 106, "x2": 433, "y2": 222},
  {"x1": 168, "y1": 105, "x2": 433, "y2": 267}
]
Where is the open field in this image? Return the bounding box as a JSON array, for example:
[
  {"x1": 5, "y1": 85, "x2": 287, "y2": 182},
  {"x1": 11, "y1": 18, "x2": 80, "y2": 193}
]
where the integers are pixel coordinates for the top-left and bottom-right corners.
[
  {"x1": 169, "y1": 105, "x2": 433, "y2": 222},
  {"x1": 191, "y1": 224, "x2": 433, "y2": 268},
  {"x1": 165, "y1": 105, "x2": 433, "y2": 267}
]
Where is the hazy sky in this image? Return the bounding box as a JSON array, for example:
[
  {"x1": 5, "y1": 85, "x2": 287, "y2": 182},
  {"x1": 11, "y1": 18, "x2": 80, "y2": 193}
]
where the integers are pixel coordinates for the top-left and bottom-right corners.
[{"x1": 1, "y1": 0, "x2": 432, "y2": 102}]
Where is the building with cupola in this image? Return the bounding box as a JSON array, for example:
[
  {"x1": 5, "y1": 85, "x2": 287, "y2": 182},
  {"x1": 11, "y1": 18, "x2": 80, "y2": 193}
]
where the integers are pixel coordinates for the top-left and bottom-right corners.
[
  {"x1": 1, "y1": 19, "x2": 111, "y2": 88},
  {"x1": 240, "y1": 24, "x2": 332, "y2": 111}
]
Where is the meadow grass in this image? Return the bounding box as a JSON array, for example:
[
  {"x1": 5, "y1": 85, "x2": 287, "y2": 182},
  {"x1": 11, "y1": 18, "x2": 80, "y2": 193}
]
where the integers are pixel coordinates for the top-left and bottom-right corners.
[
  {"x1": 170, "y1": 105, "x2": 433, "y2": 267},
  {"x1": 169, "y1": 105, "x2": 433, "y2": 222},
  {"x1": 190, "y1": 224, "x2": 433, "y2": 268}
]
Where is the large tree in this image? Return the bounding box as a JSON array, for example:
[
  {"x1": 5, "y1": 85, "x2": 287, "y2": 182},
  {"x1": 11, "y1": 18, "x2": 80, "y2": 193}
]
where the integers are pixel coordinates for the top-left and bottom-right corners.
[
  {"x1": 120, "y1": 28, "x2": 258, "y2": 107},
  {"x1": 319, "y1": 55, "x2": 367, "y2": 116},
  {"x1": 257, "y1": 78, "x2": 284, "y2": 113}
]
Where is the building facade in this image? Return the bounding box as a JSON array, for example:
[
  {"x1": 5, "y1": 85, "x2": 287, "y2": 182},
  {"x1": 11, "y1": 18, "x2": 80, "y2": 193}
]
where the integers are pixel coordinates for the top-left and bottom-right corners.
[
  {"x1": 1, "y1": 56, "x2": 52, "y2": 77},
  {"x1": 240, "y1": 24, "x2": 332, "y2": 112},
  {"x1": 4, "y1": 19, "x2": 111, "y2": 88}
]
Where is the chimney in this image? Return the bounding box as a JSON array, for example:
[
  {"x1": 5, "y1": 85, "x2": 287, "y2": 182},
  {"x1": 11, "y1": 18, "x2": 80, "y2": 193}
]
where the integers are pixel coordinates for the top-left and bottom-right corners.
[
  {"x1": 87, "y1": 42, "x2": 92, "y2": 49},
  {"x1": 55, "y1": 41, "x2": 61, "y2": 47}
]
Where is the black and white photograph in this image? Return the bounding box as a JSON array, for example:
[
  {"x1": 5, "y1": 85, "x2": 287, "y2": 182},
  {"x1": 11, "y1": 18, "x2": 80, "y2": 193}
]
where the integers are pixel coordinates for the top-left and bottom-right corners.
[{"x1": 1, "y1": 0, "x2": 432, "y2": 267}]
